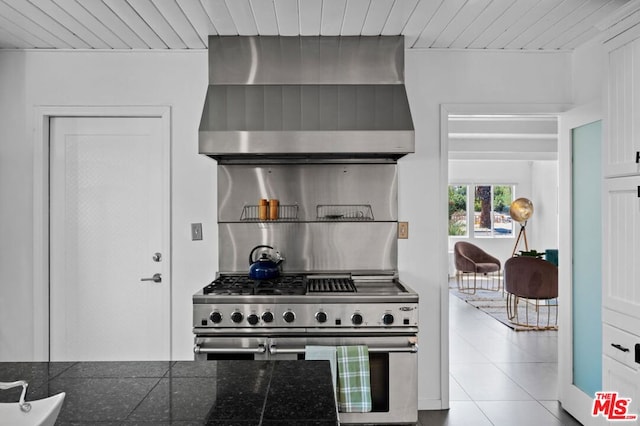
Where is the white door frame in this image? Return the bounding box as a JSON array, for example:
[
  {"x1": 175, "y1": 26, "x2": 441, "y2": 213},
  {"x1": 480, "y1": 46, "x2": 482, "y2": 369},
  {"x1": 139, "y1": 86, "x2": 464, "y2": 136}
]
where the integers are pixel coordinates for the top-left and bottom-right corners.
[
  {"x1": 32, "y1": 105, "x2": 171, "y2": 361},
  {"x1": 440, "y1": 102, "x2": 570, "y2": 409},
  {"x1": 558, "y1": 101, "x2": 604, "y2": 426}
]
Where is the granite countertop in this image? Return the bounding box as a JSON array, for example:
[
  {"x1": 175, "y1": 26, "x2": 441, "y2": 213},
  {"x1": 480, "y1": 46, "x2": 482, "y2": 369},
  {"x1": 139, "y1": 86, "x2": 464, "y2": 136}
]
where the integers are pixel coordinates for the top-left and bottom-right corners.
[{"x1": 0, "y1": 360, "x2": 338, "y2": 425}]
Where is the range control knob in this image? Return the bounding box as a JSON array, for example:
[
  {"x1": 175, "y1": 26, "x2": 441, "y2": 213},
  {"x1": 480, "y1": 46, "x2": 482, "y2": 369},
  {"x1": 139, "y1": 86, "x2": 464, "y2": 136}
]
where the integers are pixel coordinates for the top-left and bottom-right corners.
[
  {"x1": 230, "y1": 311, "x2": 243, "y2": 323},
  {"x1": 315, "y1": 311, "x2": 328, "y2": 323},
  {"x1": 247, "y1": 314, "x2": 259, "y2": 325},
  {"x1": 283, "y1": 311, "x2": 295, "y2": 323},
  {"x1": 209, "y1": 311, "x2": 222, "y2": 323},
  {"x1": 262, "y1": 312, "x2": 274, "y2": 323},
  {"x1": 382, "y1": 313, "x2": 394, "y2": 325},
  {"x1": 351, "y1": 313, "x2": 363, "y2": 326}
]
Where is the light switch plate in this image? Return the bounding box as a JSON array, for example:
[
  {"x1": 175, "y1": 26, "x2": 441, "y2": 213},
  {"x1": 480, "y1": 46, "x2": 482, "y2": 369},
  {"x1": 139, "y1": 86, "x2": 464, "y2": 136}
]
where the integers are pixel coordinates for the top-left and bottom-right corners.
[
  {"x1": 398, "y1": 222, "x2": 408, "y2": 239},
  {"x1": 191, "y1": 223, "x2": 203, "y2": 241}
]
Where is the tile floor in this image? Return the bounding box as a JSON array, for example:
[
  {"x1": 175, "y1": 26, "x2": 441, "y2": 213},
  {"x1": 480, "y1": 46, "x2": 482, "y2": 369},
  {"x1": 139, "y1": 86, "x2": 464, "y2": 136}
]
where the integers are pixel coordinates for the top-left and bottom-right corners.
[{"x1": 417, "y1": 293, "x2": 582, "y2": 425}]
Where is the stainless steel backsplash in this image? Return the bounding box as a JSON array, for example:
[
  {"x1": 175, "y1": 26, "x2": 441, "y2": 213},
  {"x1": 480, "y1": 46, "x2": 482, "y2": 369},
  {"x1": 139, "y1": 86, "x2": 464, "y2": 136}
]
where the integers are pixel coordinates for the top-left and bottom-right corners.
[
  {"x1": 218, "y1": 163, "x2": 398, "y2": 273},
  {"x1": 219, "y1": 222, "x2": 397, "y2": 273}
]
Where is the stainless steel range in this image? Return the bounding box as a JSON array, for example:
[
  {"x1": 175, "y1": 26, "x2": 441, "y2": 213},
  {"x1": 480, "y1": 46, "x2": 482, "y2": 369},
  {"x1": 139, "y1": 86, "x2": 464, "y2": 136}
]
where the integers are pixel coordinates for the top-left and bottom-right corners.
[
  {"x1": 193, "y1": 273, "x2": 418, "y2": 332},
  {"x1": 194, "y1": 35, "x2": 418, "y2": 425}
]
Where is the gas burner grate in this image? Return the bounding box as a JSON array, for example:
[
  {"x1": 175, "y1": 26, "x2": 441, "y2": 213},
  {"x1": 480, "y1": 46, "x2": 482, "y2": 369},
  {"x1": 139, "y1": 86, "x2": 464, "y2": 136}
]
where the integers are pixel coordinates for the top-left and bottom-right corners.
[
  {"x1": 307, "y1": 277, "x2": 356, "y2": 293},
  {"x1": 203, "y1": 274, "x2": 307, "y2": 295}
]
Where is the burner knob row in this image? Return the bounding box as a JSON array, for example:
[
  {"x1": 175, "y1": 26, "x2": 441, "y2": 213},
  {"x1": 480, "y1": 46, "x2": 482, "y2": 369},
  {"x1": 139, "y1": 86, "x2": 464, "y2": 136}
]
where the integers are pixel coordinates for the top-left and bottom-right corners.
[
  {"x1": 209, "y1": 310, "x2": 395, "y2": 326},
  {"x1": 209, "y1": 310, "x2": 278, "y2": 324},
  {"x1": 348, "y1": 313, "x2": 393, "y2": 326}
]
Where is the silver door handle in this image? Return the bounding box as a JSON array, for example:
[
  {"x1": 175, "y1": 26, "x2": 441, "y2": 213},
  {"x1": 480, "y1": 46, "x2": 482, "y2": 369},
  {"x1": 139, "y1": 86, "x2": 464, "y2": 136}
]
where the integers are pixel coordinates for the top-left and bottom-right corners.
[
  {"x1": 140, "y1": 273, "x2": 161, "y2": 283},
  {"x1": 194, "y1": 344, "x2": 266, "y2": 354},
  {"x1": 269, "y1": 343, "x2": 418, "y2": 355}
]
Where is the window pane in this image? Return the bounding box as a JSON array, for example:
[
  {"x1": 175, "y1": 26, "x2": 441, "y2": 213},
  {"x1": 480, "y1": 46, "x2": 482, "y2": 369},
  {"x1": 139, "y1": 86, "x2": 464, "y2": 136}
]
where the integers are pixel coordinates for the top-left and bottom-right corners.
[
  {"x1": 493, "y1": 185, "x2": 513, "y2": 237},
  {"x1": 448, "y1": 185, "x2": 467, "y2": 236},
  {"x1": 474, "y1": 185, "x2": 492, "y2": 237}
]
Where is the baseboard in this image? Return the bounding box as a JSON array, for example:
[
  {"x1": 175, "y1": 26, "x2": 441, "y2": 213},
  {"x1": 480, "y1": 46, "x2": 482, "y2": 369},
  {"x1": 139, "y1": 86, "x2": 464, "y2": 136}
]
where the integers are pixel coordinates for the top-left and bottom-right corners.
[{"x1": 418, "y1": 399, "x2": 446, "y2": 410}]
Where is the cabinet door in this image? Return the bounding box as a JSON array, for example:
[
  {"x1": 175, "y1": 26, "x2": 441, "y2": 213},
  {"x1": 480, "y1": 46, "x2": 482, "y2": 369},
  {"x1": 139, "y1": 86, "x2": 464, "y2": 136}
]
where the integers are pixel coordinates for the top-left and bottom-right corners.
[
  {"x1": 602, "y1": 357, "x2": 639, "y2": 420},
  {"x1": 603, "y1": 177, "x2": 640, "y2": 318},
  {"x1": 603, "y1": 322, "x2": 640, "y2": 370},
  {"x1": 605, "y1": 38, "x2": 640, "y2": 177}
]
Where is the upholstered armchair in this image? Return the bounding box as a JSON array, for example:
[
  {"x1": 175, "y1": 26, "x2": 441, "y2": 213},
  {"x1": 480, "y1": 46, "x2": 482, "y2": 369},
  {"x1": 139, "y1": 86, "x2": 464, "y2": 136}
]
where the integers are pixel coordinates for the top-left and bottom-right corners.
[
  {"x1": 504, "y1": 256, "x2": 558, "y2": 329},
  {"x1": 453, "y1": 241, "x2": 502, "y2": 294}
]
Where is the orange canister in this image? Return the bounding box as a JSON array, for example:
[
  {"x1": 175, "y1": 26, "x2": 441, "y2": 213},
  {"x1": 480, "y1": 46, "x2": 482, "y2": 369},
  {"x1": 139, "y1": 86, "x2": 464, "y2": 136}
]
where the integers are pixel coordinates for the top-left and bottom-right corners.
[
  {"x1": 258, "y1": 199, "x2": 268, "y2": 220},
  {"x1": 269, "y1": 199, "x2": 279, "y2": 220}
]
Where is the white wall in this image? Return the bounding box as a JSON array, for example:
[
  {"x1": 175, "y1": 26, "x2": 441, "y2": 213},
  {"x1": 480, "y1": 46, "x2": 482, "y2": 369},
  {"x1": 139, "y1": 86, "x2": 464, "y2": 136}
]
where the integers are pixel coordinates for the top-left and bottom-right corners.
[
  {"x1": 0, "y1": 52, "x2": 29, "y2": 360},
  {"x1": 0, "y1": 50, "x2": 216, "y2": 361},
  {"x1": 530, "y1": 161, "x2": 559, "y2": 252},
  {"x1": 572, "y1": 38, "x2": 607, "y2": 106},
  {"x1": 448, "y1": 159, "x2": 558, "y2": 264},
  {"x1": 403, "y1": 49, "x2": 571, "y2": 409}
]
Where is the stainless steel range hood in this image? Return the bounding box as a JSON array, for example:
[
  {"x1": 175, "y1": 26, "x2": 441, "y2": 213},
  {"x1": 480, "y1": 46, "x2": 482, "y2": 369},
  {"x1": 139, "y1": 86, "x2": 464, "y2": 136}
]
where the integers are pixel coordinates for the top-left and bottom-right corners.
[{"x1": 199, "y1": 36, "x2": 414, "y2": 162}]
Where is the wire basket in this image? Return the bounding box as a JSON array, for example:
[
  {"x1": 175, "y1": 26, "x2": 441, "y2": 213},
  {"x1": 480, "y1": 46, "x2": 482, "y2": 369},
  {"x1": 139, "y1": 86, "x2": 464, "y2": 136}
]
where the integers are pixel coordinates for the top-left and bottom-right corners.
[
  {"x1": 240, "y1": 204, "x2": 299, "y2": 221},
  {"x1": 316, "y1": 204, "x2": 374, "y2": 221}
]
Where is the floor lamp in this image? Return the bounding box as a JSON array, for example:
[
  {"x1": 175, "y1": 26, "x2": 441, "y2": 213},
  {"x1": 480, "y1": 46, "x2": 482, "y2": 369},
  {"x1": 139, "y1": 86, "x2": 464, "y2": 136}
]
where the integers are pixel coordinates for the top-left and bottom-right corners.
[{"x1": 510, "y1": 198, "x2": 534, "y2": 256}]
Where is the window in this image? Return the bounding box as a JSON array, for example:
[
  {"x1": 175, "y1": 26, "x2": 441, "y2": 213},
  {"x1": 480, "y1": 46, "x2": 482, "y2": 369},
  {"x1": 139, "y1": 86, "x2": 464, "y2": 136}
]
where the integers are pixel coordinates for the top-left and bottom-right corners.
[
  {"x1": 448, "y1": 185, "x2": 468, "y2": 236},
  {"x1": 449, "y1": 184, "x2": 514, "y2": 238}
]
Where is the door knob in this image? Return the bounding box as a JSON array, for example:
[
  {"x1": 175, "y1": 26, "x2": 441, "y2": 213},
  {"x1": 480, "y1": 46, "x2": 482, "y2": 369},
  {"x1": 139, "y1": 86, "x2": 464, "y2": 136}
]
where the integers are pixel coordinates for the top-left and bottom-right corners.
[
  {"x1": 141, "y1": 273, "x2": 162, "y2": 283},
  {"x1": 152, "y1": 252, "x2": 162, "y2": 262}
]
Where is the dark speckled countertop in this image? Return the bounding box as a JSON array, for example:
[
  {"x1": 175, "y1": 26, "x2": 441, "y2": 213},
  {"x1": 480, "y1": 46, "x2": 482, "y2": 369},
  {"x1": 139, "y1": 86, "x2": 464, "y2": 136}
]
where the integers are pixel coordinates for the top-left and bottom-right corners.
[{"x1": 0, "y1": 360, "x2": 338, "y2": 425}]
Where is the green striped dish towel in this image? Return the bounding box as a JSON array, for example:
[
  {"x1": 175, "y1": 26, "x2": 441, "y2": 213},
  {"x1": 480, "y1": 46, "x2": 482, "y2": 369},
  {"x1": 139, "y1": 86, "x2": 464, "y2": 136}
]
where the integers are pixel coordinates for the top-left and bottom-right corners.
[{"x1": 336, "y1": 345, "x2": 372, "y2": 412}]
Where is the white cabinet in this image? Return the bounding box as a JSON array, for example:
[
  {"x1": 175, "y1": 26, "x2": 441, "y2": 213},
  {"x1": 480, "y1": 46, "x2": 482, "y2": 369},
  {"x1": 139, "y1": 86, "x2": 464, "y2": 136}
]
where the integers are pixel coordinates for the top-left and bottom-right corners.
[
  {"x1": 602, "y1": 321, "x2": 639, "y2": 420},
  {"x1": 602, "y1": 356, "x2": 639, "y2": 418},
  {"x1": 605, "y1": 37, "x2": 640, "y2": 177},
  {"x1": 602, "y1": 176, "x2": 640, "y2": 318},
  {"x1": 603, "y1": 9, "x2": 640, "y2": 407}
]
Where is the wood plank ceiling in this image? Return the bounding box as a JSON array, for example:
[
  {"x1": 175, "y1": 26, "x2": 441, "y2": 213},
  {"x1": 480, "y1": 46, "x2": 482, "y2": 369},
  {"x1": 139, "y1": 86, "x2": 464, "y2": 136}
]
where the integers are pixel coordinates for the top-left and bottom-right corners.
[{"x1": 0, "y1": 0, "x2": 632, "y2": 51}]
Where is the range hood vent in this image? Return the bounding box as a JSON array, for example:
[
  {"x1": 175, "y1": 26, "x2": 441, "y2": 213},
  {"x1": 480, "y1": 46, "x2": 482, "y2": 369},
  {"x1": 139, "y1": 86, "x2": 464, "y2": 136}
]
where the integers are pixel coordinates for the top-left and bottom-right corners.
[{"x1": 199, "y1": 36, "x2": 415, "y2": 162}]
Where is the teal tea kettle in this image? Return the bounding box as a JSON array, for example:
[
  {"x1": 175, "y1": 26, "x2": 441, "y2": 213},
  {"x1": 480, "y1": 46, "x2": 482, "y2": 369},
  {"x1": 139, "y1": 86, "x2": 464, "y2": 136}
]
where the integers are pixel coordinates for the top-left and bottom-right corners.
[{"x1": 248, "y1": 245, "x2": 282, "y2": 280}]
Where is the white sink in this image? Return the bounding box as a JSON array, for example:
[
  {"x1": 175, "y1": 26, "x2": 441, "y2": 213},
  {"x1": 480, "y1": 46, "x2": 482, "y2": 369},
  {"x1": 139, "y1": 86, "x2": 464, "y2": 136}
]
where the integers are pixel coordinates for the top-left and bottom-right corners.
[{"x1": 0, "y1": 381, "x2": 65, "y2": 426}]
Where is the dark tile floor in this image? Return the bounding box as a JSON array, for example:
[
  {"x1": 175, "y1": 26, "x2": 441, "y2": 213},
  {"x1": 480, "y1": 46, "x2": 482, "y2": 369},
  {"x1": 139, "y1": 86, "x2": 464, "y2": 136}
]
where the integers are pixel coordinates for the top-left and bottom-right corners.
[{"x1": 416, "y1": 293, "x2": 582, "y2": 425}]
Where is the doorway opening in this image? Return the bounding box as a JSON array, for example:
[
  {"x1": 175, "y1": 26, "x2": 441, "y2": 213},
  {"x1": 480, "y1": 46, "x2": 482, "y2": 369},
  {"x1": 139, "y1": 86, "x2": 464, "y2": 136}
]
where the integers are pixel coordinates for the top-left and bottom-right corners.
[{"x1": 444, "y1": 109, "x2": 562, "y2": 415}]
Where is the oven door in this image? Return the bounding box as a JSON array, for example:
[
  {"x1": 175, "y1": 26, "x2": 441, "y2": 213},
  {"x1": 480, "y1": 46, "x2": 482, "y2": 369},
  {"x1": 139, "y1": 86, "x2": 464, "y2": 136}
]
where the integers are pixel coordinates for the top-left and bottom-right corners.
[
  {"x1": 194, "y1": 336, "x2": 269, "y2": 360},
  {"x1": 268, "y1": 334, "x2": 418, "y2": 425}
]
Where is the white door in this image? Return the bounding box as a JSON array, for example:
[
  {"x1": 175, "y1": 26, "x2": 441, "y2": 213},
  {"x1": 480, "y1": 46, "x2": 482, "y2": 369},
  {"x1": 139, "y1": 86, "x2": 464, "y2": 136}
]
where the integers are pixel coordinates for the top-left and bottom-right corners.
[{"x1": 49, "y1": 116, "x2": 170, "y2": 361}]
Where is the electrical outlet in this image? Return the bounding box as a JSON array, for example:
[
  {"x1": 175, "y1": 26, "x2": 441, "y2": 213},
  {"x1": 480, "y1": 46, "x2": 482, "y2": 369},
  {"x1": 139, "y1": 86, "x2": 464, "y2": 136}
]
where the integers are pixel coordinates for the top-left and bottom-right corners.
[
  {"x1": 398, "y1": 222, "x2": 409, "y2": 239},
  {"x1": 191, "y1": 223, "x2": 203, "y2": 241}
]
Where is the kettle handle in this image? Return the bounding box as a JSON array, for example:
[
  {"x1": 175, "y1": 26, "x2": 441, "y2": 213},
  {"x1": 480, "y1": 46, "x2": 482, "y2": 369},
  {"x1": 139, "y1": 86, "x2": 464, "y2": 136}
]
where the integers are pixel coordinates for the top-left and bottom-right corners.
[{"x1": 249, "y1": 245, "x2": 274, "y2": 265}]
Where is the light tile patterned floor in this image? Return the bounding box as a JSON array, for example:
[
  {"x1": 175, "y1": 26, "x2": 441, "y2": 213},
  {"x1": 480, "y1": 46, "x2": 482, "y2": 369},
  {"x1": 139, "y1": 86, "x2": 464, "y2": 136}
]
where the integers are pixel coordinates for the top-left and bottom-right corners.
[{"x1": 417, "y1": 294, "x2": 582, "y2": 425}]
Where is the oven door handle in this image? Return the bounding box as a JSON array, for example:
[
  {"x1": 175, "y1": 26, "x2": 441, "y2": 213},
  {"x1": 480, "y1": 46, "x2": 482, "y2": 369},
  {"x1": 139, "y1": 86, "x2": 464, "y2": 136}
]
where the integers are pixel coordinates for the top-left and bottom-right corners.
[
  {"x1": 194, "y1": 343, "x2": 267, "y2": 354},
  {"x1": 269, "y1": 343, "x2": 418, "y2": 355}
]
